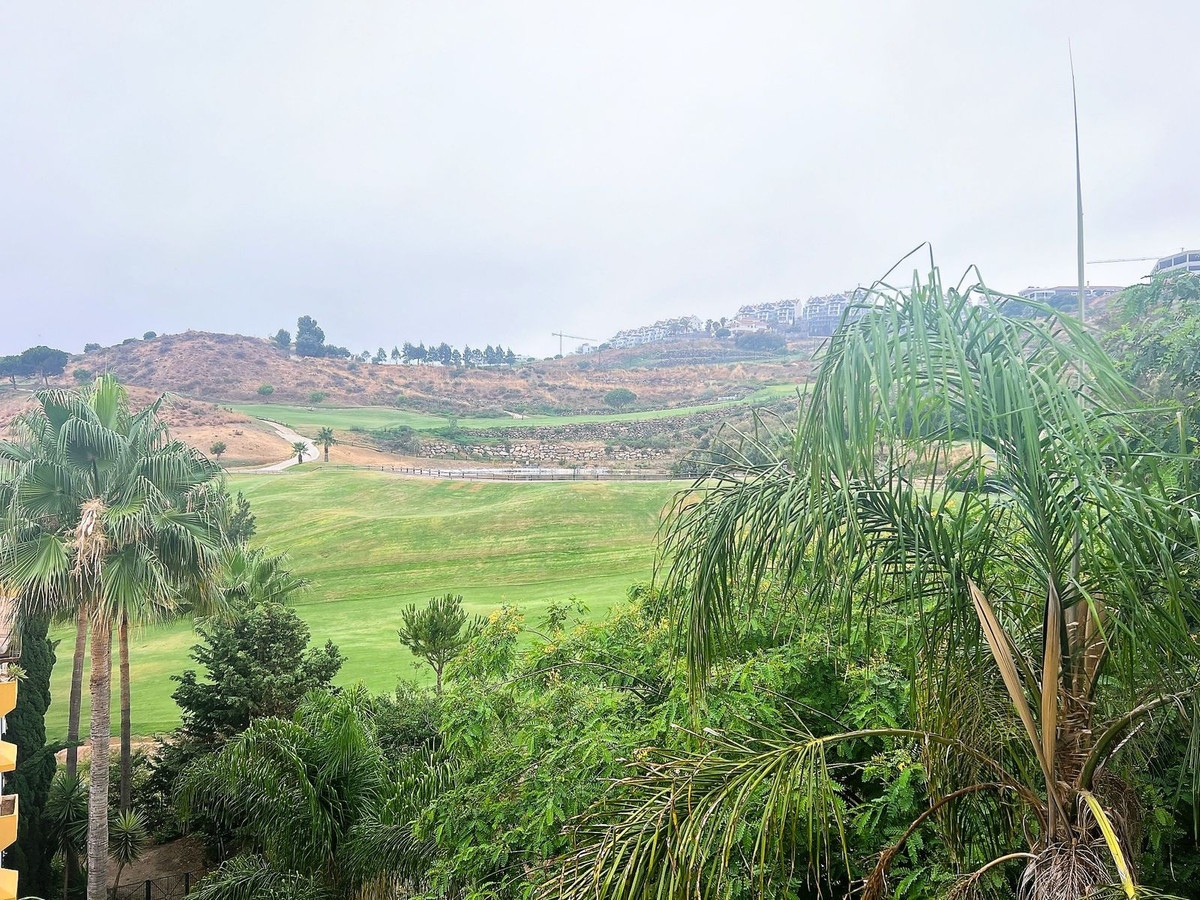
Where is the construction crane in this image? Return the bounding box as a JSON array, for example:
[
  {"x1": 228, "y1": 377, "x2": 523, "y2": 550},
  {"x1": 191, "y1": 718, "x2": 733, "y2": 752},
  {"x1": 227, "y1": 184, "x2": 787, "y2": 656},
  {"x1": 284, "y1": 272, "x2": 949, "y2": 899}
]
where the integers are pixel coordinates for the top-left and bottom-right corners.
[
  {"x1": 1086, "y1": 256, "x2": 1160, "y2": 265},
  {"x1": 551, "y1": 331, "x2": 597, "y2": 356}
]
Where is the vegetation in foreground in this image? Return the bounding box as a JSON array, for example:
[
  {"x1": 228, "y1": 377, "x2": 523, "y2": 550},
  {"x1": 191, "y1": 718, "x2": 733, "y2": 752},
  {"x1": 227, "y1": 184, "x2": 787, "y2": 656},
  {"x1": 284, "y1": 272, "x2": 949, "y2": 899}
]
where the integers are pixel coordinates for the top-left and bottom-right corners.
[{"x1": 3, "y1": 269, "x2": 1200, "y2": 899}]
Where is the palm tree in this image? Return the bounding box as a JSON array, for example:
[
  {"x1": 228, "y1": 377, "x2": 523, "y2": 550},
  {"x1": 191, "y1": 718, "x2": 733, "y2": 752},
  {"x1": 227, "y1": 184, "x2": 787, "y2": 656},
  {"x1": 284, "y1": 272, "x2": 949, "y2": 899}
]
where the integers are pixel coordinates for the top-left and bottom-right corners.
[
  {"x1": 315, "y1": 426, "x2": 337, "y2": 462},
  {"x1": 291, "y1": 440, "x2": 308, "y2": 466},
  {"x1": 45, "y1": 772, "x2": 87, "y2": 899},
  {"x1": 109, "y1": 808, "x2": 149, "y2": 898},
  {"x1": 556, "y1": 268, "x2": 1200, "y2": 899},
  {"x1": 0, "y1": 376, "x2": 222, "y2": 899},
  {"x1": 179, "y1": 688, "x2": 436, "y2": 899},
  {"x1": 217, "y1": 544, "x2": 308, "y2": 607}
]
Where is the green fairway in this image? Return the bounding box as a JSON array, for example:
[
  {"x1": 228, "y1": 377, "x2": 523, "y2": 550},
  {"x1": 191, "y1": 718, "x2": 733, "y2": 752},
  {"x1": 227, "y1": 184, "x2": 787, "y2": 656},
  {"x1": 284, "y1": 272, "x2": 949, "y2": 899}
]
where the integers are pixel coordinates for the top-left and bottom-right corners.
[
  {"x1": 228, "y1": 384, "x2": 801, "y2": 436},
  {"x1": 47, "y1": 469, "x2": 678, "y2": 736}
]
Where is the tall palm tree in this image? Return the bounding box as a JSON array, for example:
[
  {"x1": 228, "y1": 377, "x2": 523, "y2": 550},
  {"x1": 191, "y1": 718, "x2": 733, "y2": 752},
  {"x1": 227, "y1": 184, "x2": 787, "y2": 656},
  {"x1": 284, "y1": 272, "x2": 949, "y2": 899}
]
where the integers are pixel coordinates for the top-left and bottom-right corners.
[
  {"x1": 0, "y1": 375, "x2": 222, "y2": 900},
  {"x1": 555, "y1": 268, "x2": 1200, "y2": 899},
  {"x1": 315, "y1": 427, "x2": 337, "y2": 462}
]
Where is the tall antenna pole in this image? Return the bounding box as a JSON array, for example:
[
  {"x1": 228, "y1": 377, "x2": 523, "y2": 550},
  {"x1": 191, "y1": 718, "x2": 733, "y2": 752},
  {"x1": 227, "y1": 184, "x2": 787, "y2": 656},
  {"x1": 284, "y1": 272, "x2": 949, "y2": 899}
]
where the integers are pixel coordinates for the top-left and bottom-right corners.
[{"x1": 1071, "y1": 44, "x2": 1085, "y2": 324}]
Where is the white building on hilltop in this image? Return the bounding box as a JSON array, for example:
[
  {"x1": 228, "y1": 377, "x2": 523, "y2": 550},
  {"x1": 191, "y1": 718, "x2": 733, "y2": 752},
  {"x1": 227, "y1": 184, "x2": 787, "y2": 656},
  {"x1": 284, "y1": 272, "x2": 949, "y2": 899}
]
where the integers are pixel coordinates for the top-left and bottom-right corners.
[
  {"x1": 1152, "y1": 249, "x2": 1200, "y2": 277},
  {"x1": 607, "y1": 315, "x2": 703, "y2": 349}
]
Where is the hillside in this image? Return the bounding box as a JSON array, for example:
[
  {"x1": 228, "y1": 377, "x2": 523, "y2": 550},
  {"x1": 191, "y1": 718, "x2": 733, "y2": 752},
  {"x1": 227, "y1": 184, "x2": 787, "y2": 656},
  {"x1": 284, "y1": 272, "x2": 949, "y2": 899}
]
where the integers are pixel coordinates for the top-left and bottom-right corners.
[
  {"x1": 0, "y1": 383, "x2": 298, "y2": 467},
  {"x1": 67, "y1": 330, "x2": 813, "y2": 414}
]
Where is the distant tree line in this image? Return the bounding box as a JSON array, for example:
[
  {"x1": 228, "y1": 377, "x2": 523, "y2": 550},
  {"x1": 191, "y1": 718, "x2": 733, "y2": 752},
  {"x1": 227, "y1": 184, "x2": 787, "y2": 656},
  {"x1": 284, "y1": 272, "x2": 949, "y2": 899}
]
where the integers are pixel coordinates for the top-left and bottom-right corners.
[
  {"x1": 0, "y1": 345, "x2": 69, "y2": 385},
  {"x1": 274, "y1": 316, "x2": 522, "y2": 367}
]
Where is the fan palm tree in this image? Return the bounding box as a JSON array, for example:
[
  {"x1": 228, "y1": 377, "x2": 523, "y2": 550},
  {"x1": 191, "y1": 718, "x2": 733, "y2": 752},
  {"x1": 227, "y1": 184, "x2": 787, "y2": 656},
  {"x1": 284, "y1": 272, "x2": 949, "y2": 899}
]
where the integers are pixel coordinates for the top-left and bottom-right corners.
[
  {"x1": 554, "y1": 267, "x2": 1200, "y2": 899},
  {"x1": 0, "y1": 375, "x2": 222, "y2": 899},
  {"x1": 315, "y1": 427, "x2": 337, "y2": 462},
  {"x1": 217, "y1": 544, "x2": 308, "y2": 607},
  {"x1": 179, "y1": 688, "x2": 437, "y2": 900},
  {"x1": 291, "y1": 441, "x2": 308, "y2": 466}
]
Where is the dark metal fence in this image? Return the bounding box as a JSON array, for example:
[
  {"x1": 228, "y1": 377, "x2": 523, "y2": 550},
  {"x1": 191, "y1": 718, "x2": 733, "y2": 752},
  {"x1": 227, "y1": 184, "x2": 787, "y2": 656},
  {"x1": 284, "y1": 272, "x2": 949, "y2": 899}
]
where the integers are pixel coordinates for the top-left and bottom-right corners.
[
  {"x1": 113, "y1": 872, "x2": 193, "y2": 900},
  {"x1": 327, "y1": 464, "x2": 688, "y2": 482}
]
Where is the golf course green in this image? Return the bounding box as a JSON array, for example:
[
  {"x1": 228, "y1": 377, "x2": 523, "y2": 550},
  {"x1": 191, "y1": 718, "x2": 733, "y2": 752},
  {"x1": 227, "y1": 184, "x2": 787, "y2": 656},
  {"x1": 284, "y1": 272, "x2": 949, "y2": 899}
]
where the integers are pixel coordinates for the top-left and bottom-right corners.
[{"x1": 46, "y1": 468, "x2": 679, "y2": 735}]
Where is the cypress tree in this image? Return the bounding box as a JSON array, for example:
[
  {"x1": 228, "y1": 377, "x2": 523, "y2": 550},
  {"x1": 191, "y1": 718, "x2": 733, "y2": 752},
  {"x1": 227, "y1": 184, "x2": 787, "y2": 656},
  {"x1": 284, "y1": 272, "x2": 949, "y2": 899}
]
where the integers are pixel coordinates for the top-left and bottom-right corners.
[{"x1": 8, "y1": 615, "x2": 58, "y2": 897}]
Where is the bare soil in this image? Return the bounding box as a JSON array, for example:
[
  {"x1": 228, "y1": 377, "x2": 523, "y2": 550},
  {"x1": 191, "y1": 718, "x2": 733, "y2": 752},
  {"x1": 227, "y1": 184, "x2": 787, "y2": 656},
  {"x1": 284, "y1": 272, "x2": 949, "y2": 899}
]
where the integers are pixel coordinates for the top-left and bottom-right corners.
[{"x1": 109, "y1": 835, "x2": 208, "y2": 890}]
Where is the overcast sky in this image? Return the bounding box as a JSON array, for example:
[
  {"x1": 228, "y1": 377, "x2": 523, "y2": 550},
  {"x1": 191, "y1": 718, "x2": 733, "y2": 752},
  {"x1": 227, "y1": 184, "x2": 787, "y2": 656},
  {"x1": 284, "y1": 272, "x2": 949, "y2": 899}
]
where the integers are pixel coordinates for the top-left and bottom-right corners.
[{"x1": 1, "y1": 1, "x2": 1197, "y2": 357}]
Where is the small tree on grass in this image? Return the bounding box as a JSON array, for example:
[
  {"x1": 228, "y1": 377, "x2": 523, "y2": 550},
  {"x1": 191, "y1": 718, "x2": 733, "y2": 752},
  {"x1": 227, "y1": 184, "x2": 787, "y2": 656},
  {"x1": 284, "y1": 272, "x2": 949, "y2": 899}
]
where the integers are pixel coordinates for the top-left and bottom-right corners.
[
  {"x1": 315, "y1": 427, "x2": 337, "y2": 462},
  {"x1": 308, "y1": 391, "x2": 327, "y2": 404},
  {"x1": 291, "y1": 441, "x2": 308, "y2": 465},
  {"x1": 209, "y1": 441, "x2": 227, "y2": 462},
  {"x1": 397, "y1": 593, "x2": 481, "y2": 693},
  {"x1": 604, "y1": 387, "x2": 636, "y2": 409},
  {"x1": 257, "y1": 384, "x2": 275, "y2": 397}
]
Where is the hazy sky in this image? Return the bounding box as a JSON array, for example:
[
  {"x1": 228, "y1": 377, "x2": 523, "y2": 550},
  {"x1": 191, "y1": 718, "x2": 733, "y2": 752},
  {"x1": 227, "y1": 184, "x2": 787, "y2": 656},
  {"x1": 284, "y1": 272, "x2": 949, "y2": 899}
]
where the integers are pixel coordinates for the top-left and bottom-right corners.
[{"x1": 2, "y1": 1, "x2": 1197, "y2": 357}]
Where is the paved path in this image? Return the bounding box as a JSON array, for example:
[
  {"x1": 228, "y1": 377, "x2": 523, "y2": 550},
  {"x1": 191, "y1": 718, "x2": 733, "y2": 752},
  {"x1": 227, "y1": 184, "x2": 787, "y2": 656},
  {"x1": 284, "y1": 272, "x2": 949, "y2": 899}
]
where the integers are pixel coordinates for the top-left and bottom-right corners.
[{"x1": 249, "y1": 421, "x2": 319, "y2": 472}]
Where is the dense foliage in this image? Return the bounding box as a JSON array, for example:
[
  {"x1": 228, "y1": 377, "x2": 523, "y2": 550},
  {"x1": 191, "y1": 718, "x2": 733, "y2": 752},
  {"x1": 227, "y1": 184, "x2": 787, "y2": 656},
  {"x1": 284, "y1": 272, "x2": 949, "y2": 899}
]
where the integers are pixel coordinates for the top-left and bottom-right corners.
[{"x1": 146, "y1": 599, "x2": 344, "y2": 843}]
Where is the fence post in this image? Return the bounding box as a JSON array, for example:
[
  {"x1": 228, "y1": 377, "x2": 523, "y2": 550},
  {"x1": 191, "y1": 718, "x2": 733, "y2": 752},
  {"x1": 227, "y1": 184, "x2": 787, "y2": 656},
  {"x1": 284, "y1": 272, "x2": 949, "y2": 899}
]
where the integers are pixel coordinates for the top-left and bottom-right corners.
[
  {"x1": 145, "y1": 879, "x2": 152, "y2": 900},
  {"x1": 184, "y1": 872, "x2": 191, "y2": 894}
]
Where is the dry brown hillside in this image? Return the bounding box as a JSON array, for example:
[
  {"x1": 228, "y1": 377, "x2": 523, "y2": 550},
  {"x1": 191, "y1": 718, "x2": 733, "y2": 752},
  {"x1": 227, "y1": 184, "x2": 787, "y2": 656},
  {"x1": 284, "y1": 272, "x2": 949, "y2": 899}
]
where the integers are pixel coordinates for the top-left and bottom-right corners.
[
  {"x1": 65, "y1": 331, "x2": 812, "y2": 413},
  {"x1": 0, "y1": 384, "x2": 292, "y2": 467}
]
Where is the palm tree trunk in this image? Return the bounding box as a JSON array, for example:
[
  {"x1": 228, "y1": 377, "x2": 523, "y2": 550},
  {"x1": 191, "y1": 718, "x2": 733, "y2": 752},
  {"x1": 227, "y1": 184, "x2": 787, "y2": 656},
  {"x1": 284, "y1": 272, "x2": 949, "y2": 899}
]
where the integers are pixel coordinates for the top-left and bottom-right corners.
[
  {"x1": 324, "y1": 446, "x2": 329, "y2": 462},
  {"x1": 66, "y1": 604, "x2": 88, "y2": 899},
  {"x1": 87, "y1": 615, "x2": 113, "y2": 900},
  {"x1": 119, "y1": 609, "x2": 132, "y2": 813},
  {"x1": 66, "y1": 604, "x2": 88, "y2": 778}
]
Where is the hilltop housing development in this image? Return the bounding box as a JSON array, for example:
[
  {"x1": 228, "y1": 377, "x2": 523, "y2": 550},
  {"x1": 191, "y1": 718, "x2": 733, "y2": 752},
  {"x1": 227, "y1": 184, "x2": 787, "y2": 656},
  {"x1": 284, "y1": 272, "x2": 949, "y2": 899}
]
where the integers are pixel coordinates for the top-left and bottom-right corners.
[
  {"x1": 603, "y1": 289, "x2": 867, "y2": 351},
  {"x1": 599, "y1": 246, "x2": 1200, "y2": 354}
]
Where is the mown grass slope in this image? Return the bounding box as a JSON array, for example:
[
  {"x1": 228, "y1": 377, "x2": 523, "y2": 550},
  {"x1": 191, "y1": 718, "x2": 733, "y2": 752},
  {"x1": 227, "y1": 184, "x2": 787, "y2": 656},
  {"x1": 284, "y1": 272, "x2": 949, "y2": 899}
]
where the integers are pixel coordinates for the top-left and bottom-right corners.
[
  {"x1": 230, "y1": 385, "x2": 801, "y2": 435},
  {"x1": 46, "y1": 468, "x2": 677, "y2": 735}
]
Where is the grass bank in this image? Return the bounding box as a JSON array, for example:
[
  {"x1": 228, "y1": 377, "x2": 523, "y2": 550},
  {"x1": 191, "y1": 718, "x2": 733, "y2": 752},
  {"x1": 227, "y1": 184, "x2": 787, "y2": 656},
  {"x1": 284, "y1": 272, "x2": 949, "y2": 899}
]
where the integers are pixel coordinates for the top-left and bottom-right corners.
[{"x1": 227, "y1": 384, "x2": 801, "y2": 435}]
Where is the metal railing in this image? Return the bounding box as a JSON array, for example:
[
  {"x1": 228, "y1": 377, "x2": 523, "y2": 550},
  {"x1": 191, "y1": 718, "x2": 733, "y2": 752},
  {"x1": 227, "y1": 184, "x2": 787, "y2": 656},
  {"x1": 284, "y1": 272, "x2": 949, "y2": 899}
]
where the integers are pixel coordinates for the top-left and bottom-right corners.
[
  {"x1": 327, "y1": 464, "x2": 688, "y2": 482},
  {"x1": 113, "y1": 871, "x2": 194, "y2": 899}
]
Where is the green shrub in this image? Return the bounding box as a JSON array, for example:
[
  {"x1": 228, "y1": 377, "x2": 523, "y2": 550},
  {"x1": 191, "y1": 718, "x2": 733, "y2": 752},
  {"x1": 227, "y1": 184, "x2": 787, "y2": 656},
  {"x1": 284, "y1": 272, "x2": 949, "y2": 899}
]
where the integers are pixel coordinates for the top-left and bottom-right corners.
[
  {"x1": 257, "y1": 384, "x2": 275, "y2": 396},
  {"x1": 604, "y1": 387, "x2": 637, "y2": 409}
]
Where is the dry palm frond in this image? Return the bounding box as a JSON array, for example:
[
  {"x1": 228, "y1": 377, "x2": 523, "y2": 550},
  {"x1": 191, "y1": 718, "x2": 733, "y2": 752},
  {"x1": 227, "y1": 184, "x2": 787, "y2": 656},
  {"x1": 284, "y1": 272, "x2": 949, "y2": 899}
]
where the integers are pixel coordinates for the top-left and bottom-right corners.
[
  {"x1": 1017, "y1": 841, "x2": 1111, "y2": 900},
  {"x1": 947, "y1": 852, "x2": 1036, "y2": 900},
  {"x1": 73, "y1": 497, "x2": 108, "y2": 583}
]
